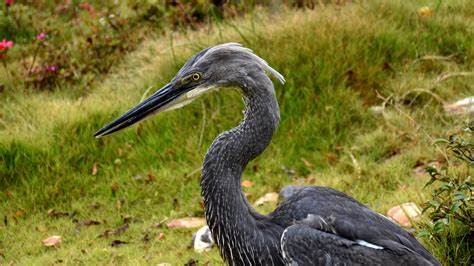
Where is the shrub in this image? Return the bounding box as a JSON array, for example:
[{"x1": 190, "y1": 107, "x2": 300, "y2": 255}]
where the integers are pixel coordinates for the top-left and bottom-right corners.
[{"x1": 419, "y1": 121, "x2": 473, "y2": 265}]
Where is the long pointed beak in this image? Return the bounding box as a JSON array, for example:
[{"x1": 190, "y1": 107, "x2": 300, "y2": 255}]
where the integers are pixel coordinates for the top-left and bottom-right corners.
[{"x1": 94, "y1": 82, "x2": 179, "y2": 137}]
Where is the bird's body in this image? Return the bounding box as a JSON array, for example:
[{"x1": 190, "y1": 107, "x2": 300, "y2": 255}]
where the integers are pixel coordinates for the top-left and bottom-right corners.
[{"x1": 95, "y1": 43, "x2": 440, "y2": 265}]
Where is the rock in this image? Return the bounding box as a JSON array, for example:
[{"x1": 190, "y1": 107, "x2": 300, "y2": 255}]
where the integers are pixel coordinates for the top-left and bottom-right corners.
[
  {"x1": 254, "y1": 192, "x2": 279, "y2": 206},
  {"x1": 387, "y1": 203, "x2": 422, "y2": 227},
  {"x1": 444, "y1": 96, "x2": 474, "y2": 115},
  {"x1": 192, "y1": 225, "x2": 214, "y2": 253},
  {"x1": 42, "y1": 235, "x2": 63, "y2": 247},
  {"x1": 166, "y1": 217, "x2": 206, "y2": 229}
]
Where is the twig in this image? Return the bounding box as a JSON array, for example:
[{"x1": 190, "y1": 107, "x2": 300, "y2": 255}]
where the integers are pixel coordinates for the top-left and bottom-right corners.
[
  {"x1": 347, "y1": 152, "x2": 361, "y2": 179},
  {"x1": 28, "y1": 43, "x2": 41, "y2": 74},
  {"x1": 436, "y1": 72, "x2": 474, "y2": 82},
  {"x1": 400, "y1": 88, "x2": 446, "y2": 106},
  {"x1": 140, "y1": 86, "x2": 154, "y2": 102},
  {"x1": 184, "y1": 167, "x2": 203, "y2": 178},
  {"x1": 412, "y1": 55, "x2": 455, "y2": 65}
]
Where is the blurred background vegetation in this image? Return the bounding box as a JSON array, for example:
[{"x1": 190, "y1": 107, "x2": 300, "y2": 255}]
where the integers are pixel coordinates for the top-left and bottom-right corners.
[{"x1": 0, "y1": 0, "x2": 472, "y2": 265}]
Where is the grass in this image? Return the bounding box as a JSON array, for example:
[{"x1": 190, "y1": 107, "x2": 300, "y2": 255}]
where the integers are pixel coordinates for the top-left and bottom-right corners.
[{"x1": 1, "y1": 0, "x2": 473, "y2": 265}]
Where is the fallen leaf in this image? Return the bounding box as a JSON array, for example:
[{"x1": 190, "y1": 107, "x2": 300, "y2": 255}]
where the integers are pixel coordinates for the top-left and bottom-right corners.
[
  {"x1": 132, "y1": 175, "x2": 143, "y2": 181},
  {"x1": 166, "y1": 217, "x2": 206, "y2": 229},
  {"x1": 241, "y1": 180, "x2": 254, "y2": 188},
  {"x1": 184, "y1": 258, "x2": 198, "y2": 266},
  {"x1": 42, "y1": 235, "x2": 63, "y2": 247},
  {"x1": 88, "y1": 202, "x2": 100, "y2": 209},
  {"x1": 111, "y1": 183, "x2": 120, "y2": 196},
  {"x1": 254, "y1": 192, "x2": 279, "y2": 206},
  {"x1": 306, "y1": 175, "x2": 316, "y2": 184},
  {"x1": 387, "y1": 202, "x2": 422, "y2": 227},
  {"x1": 98, "y1": 229, "x2": 113, "y2": 238},
  {"x1": 47, "y1": 209, "x2": 69, "y2": 217},
  {"x1": 147, "y1": 173, "x2": 156, "y2": 182},
  {"x1": 35, "y1": 225, "x2": 47, "y2": 232},
  {"x1": 113, "y1": 223, "x2": 129, "y2": 235},
  {"x1": 157, "y1": 232, "x2": 165, "y2": 240},
  {"x1": 246, "y1": 193, "x2": 254, "y2": 202},
  {"x1": 76, "y1": 219, "x2": 101, "y2": 226},
  {"x1": 14, "y1": 209, "x2": 25, "y2": 219},
  {"x1": 325, "y1": 153, "x2": 337, "y2": 162},
  {"x1": 98, "y1": 223, "x2": 129, "y2": 238},
  {"x1": 300, "y1": 158, "x2": 313, "y2": 168},
  {"x1": 417, "y1": 6, "x2": 434, "y2": 17},
  {"x1": 115, "y1": 199, "x2": 122, "y2": 209},
  {"x1": 91, "y1": 163, "x2": 98, "y2": 176},
  {"x1": 252, "y1": 164, "x2": 259, "y2": 172},
  {"x1": 110, "y1": 239, "x2": 128, "y2": 247}
]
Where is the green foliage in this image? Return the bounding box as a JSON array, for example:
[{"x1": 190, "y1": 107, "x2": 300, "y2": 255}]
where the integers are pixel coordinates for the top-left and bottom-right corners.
[
  {"x1": 418, "y1": 122, "x2": 473, "y2": 265},
  {"x1": 0, "y1": 1, "x2": 287, "y2": 91}
]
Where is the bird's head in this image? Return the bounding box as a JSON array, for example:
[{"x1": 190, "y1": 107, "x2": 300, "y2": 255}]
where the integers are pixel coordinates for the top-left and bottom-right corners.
[{"x1": 94, "y1": 42, "x2": 285, "y2": 137}]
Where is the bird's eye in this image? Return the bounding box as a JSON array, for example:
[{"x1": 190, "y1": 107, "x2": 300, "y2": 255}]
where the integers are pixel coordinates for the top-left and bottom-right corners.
[{"x1": 191, "y1": 73, "x2": 201, "y2": 81}]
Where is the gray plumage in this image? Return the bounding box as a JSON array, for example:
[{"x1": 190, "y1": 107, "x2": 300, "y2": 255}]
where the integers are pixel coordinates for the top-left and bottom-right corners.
[{"x1": 95, "y1": 43, "x2": 440, "y2": 266}]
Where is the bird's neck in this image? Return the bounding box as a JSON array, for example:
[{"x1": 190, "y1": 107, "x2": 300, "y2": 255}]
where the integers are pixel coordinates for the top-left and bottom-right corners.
[{"x1": 200, "y1": 75, "x2": 282, "y2": 264}]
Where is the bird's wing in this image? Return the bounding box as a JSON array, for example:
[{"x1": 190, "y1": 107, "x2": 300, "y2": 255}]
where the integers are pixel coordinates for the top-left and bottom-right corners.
[
  {"x1": 280, "y1": 223, "x2": 432, "y2": 266},
  {"x1": 270, "y1": 186, "x2": 440, "y2": 265}
]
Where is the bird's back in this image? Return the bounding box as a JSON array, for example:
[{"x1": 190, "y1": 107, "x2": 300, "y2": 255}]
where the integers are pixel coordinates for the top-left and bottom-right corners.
[{"x1": 268, "y1": 186, "x2": 439, "y2": 265}]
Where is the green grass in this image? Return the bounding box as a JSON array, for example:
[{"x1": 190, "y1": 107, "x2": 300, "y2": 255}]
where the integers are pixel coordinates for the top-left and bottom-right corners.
[{"x1": 1, "y1": 0, "x2": 473, "y2": 265}]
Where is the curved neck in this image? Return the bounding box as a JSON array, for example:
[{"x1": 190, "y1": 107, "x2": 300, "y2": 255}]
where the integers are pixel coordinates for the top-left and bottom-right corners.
[{"x1": 200, "y1": 73, "x2": 282, "y2": 265}]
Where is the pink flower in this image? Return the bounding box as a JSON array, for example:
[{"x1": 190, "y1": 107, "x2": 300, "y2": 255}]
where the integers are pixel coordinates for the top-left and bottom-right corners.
[
  {"x1": 0, "y1": 39, "x2": 14, "y2": 51},
  {"x1": 5, "y1": 0, "x2": 12, "y2": 7},
  {"x1": 45, "y1": 65, "x2": 58, "y2": 72},
  {"x1": 80, "y1": 3, "x2": 96, "y2": 16},
  {"x1": 37, "y1": 32, "x2": 46, "y2": 40}
]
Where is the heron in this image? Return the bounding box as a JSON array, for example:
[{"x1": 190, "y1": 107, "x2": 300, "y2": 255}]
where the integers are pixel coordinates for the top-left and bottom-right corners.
[{"x1": 95, "y1": 43, "x2": 440, "y2": 265}]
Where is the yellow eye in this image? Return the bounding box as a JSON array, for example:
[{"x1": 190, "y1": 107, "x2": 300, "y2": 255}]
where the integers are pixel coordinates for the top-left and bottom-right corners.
[{"x1": 191, "y1": 73, "x2": 201, "y2": 81}]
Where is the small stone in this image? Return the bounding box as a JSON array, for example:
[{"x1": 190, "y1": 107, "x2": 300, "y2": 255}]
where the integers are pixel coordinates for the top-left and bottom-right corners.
[
  {"x1": 166, "y1": 217, "x2": 206, "y2": 229},
  {"x1": 444, "y1": 96, "x2": 474, "y2": 115},
  {"x1": 42, "y1": 235, "x2": 63, "y2": 247},
  {"x1": 387, "y1": 203, "x2": 422, "y2": 227}
]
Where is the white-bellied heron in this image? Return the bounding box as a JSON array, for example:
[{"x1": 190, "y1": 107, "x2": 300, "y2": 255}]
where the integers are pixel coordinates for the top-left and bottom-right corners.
[{"x1": 95, "y1": 43, "x2": 439, "y2": 265}]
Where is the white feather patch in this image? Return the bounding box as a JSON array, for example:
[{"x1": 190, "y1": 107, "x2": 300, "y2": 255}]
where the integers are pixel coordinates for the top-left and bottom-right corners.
[{"x1": 356, "y1": 240, "x2": 384, "y2": 250}]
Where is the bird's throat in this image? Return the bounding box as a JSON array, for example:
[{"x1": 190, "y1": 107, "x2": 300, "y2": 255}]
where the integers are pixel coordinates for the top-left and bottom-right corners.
[{"x1": 200, "y1": 76, "x2": 281, "y2": 264}]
